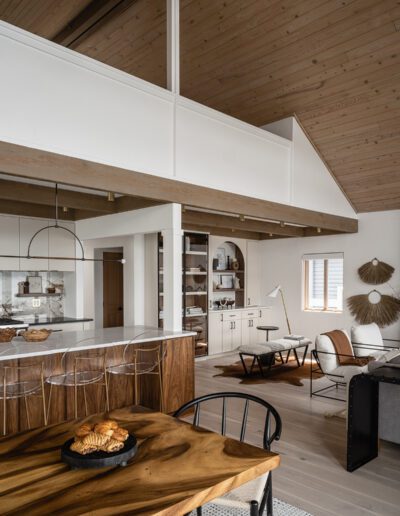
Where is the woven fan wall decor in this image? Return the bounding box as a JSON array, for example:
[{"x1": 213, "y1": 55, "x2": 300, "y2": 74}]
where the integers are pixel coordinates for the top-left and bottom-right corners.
[
  {"x1": 358, "y1": 258, "x2": 394, "y2": 285},
  {"x1": 347, "y1": 290, "x2": 400, "y2": 327}
]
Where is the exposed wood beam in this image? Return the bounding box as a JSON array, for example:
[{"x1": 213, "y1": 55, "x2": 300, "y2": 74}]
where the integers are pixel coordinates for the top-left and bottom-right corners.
[
  {"x1": 0, "y1": 141, "x2": 358, "y2": 233},
  {"x1": 115, "y1": 195, "x2": 163, "y2": 212},
  {"x1": 182, "y1": 224, "x2": 263, "y2": 241},
  {"x1": 183, "y1": 210, "x2": 305, "y2": 237},
  {"x1": 0, "y1": 199, "x2": 76, "y2": 220},
  {"x1": 52, "y1": 0, "x2": 137, "y2": 49},
  {"x1": 0, "y1": 179, "x2": 114, "y2": 213}
]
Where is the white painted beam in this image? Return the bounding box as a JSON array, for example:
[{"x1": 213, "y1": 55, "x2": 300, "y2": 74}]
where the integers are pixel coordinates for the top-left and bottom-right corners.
[{"x1": 167, "y1": 0, "x2": 180, "y2": 94}]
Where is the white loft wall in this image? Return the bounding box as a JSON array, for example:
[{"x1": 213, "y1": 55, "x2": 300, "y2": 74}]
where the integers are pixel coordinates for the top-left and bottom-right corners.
[
  {"x1": 260, "y1": 211, "x2": 400, "y2": 343},
  {"x1": 75, "y1": 204, "x2": 182, "y2": 331},
  {"x1": 0, "y1": 21, "x2": 355, "y2": 219},
  {"x1": 261, "y1": 117, "x2": 356, "y2": 218}
]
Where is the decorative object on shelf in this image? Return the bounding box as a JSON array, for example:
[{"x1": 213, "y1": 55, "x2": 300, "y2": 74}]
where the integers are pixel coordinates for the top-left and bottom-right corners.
[
  {"x1": 226, "y1": 299, "x2": 235, "y2": 308},
  {"x1": 216, "y1": 247, "x2": 226, "y2": 270},
  {"x1": 212, "y1": 258, "x2": 219, "y2": 270},
  {"x1": 185, "y1": 235, "x2": 191, "y2": 251},
  {"x1": 358, "y1": 258, "x2": 394, "y2": 285},
  {"x1": 27, "y1": 275, "x2": 42, "y2": 294},
  {"x1": 221, "y1": 274, "x2": 234, "y2": 289},
  {"x1": 0, "y1": 328, "x2": 16, "y2": 343},
  {"x1": 347, "y1": 290, "x2": 400, "y2": 327},
  {"x1": 226, "y1": 255, "x2": 231, "y2": 270},
  {"x1": 20, "y1": 328, "x2": 52, "y2": 342},
  {"x1": 266, "y1": 285, "x2": 292, "y2": 334},
  {"x1": 234, "y1": 277, "x2": 241, "y2": 289},
  {"x1": 23, "y1": 281, "x2": 30, "y2": 294},
  {"x1": 232, "y1": 258, "x2": 239, "y2": 271}
]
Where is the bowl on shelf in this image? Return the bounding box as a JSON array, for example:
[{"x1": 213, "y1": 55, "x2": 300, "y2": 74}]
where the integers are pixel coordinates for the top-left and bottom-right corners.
[
  {"x1": 0, "y1": 328, "x2": 17, "y2": 343},
  {"x1": 20, "y1": 329, "x2": 52, "y2": 342}
]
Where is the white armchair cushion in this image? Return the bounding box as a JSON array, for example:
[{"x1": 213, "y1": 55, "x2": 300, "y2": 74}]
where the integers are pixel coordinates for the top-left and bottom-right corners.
[
  {"x1": 204, "y1": 472, "x2": 268, "y2": 510},
  {"x1": 315, "y1": 330, "x2": 352, "y2": 375},
  {"x1": 351, "y1": 323, "x2": 383, "y2": 357},
  {"x1": 327, "y1": 364, "x2": 369, "y2": 384}
]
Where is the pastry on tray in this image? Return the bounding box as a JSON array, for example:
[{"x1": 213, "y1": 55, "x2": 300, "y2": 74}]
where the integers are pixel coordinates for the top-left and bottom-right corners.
[{"x1": 70, "y1": 419, "x2": 128, "y2": 455}]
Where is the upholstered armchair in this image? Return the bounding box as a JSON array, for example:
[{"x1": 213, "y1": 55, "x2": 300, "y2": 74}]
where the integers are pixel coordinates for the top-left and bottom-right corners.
[{"x1": 351, "y1": 322, "x2": 400, "y2": 358}]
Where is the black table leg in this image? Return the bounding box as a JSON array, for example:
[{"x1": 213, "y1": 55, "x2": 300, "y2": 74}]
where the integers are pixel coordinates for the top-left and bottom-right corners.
[
  {"x1": 239, "y1": 354, "x2": 249, "y2": 376},
  {"x1": 293, "y1": 348, "x2": 301, "y2": 367},
  {"x1": 301, "y1": 345, "x2": 309, "y2": 366},
  {"x1": 347, "y1": 374, "x2": 379, "y2": 472}
]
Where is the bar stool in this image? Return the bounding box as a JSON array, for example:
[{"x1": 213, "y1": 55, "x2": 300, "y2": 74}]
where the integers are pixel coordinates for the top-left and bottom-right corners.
[
  {"x1": 0, "y1": 362, "x2": 47, "y2": 435},
  {"x1": 107, "y1": 341, "x2": 165, "y2": 412},
  {"x1": 46, "y1": 340, "x2": 109, "y2": 421}
]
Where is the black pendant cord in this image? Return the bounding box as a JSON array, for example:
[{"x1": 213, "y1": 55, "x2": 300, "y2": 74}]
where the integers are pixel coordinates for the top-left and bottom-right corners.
[{"x1": 55, "y1": 183, "x2": 59, "y2": 228}]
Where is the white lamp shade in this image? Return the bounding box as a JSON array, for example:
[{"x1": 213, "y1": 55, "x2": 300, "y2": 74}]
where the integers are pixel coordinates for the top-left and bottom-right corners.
[{"x1": 266, "y1": 285, "x2": 281, "y2": 298}]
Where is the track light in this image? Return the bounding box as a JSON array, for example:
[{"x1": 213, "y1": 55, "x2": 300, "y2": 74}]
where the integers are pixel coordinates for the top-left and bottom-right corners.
[
  {"x1": 62, "y1": 206, "x2": 68, "y2": 213},
  {"x1": 239, "y1": 214, "x2": 245, "y2": 222},
  {"x1": 182, "y1": 205, "x2": 186, "y2": 213},
  {"x1": 269, "y1": 233, "x2": 273, "y2": 237},
  {"x1": 317, "y1": 227, "x2": 322, "y2": 233},
  {"x1": 107, "y1": 192, "x2": 115, "y2": 202},
  {"x1": 280, "y1": 221, "x2": 285, "y2": 228}
]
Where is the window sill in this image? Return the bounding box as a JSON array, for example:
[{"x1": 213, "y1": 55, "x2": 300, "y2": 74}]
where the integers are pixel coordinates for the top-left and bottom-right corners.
[{"x1": 303, "y1": 309, "x2": 343, "y2": 314}]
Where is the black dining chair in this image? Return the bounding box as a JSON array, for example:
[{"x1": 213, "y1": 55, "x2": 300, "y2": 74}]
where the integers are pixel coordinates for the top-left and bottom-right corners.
[{"x1": 174, "y1": 392, "x2": 282, "y2": 516}]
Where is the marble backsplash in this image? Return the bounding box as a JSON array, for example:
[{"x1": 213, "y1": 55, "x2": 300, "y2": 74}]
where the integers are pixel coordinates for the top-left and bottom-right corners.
[{"x1": 0, "y1": 271, "x2": 65, "y2": 318}]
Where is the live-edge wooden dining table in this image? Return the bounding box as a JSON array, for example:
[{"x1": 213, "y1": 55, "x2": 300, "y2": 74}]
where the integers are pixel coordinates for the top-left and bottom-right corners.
[{"x1": 0, "y1": 406, "x2": 280, "y2": 515}]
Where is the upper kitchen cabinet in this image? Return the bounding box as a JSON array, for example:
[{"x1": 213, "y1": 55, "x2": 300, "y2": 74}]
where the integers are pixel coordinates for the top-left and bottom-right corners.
[
  {"x1": 19, "y1": 218, "x2": 49, "y2": 271},
  {"x1": 0, "y1": 215, "x2": 20, "y2": 270},
  {"x1": 49, "y1": 221, "x2": 76, "y2": 271}
]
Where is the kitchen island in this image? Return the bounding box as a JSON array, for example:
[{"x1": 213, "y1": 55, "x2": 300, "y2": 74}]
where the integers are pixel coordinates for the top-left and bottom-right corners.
[{"x1": 0, "y1": 326, "x2": 196, "y2": 435}]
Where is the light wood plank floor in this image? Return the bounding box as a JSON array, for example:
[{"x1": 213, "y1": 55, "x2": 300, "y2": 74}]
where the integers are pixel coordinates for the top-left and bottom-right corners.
[{"x1": 194, "y1": 353, "x2": 400, "y2": 516}]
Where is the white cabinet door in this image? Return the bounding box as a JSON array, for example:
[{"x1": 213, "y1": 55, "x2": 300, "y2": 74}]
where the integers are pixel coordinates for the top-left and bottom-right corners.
[
  {"x1": 49, "y1": 221, "x2": 76, "y2": 271},
  {"x1": 231, "y1": 319, "x2": 242, "y2": 351},
  {"x1": 0, "y1": 215, "x2": 19, "y2": 270},
  {"x1": 222, "y1": 320, "x2": 233, "y2": 353},
  {"x1": 241, "y1": 318, "x2": 259, "y2": 347},
  {"x1": 259, "y1": 308, "x2": 271, "y2": 326},
  {"x1": 208, "y1": 312, "x2": 223, "y2": 355},
  {"x1": 20, "y1": 218, "x2": 49, "y2": 271},
  {"x1": 246, "y1": 240, "x2": 261, "y2": 306}
]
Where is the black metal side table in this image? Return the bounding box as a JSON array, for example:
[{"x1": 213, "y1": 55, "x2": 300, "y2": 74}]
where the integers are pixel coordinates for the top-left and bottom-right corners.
[{"x1": 256, "y1": 325, "x2": 279, "y2": 342}]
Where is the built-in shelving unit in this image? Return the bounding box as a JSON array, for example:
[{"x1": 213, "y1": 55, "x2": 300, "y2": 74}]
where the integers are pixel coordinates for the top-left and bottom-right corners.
[
  {"x1": 15, "y1": 292, "x2": 62, "y2": 297},
  {"x1": 211, "y1": 241, "x2": 245, "y2": 309},
  {"x1": 157, "y1": 231, "x2": 209, "y2": 357}
]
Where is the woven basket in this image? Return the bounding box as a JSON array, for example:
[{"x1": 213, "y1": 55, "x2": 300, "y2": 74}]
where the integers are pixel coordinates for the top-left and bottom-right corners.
[
  {"x1": 0, "y1": 328, "x2": 17, "y2": 343},
  {"x1": 20, "y1": 329, "x2": 52, "y2": 342}
]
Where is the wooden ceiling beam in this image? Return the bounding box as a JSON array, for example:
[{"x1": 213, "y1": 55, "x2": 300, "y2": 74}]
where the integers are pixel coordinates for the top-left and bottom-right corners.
[
  {"x1": 182, "y1": 224, "x2": 264, "y2": 241},
  {"x1": 0, "y1": 141, "x2": 358, "y2": 233},
  {"x1": 0, "y1": 178, "x2": 114, "y2": 213},
  {"x1": 182, "y1": 210, "x2": 305, "y2": 237},
  {"x1": 115, "y1": 195, "x2": 163, "y2": 212},
  {"x1": 52, "y1": 0, "x2": 137, "y2": 48}
]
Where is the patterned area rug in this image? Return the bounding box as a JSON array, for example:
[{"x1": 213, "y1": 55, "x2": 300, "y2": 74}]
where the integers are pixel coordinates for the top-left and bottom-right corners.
[
  {"x1": 214, "y1": 357, "x2": 311, "y2": 386},
  {"x1": 189, "y1": 498, "x2": 313, "y2": 515}
]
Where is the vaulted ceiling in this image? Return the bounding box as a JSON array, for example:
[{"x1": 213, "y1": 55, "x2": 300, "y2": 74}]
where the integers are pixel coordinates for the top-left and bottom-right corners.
[{"x1": 1, "y1": 0, "x2": 399, "y2": 213}]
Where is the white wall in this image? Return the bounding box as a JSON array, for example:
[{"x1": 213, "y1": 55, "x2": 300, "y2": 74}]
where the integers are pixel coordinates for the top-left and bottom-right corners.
[
  {"x1": 76, "y1": 204, "x2": 182, "y2": 331},
  {"x1": 261, "y1": 211, "x2": 400, "y2": 342},
  {"x1": 0, "y1": 21, "x2": 355, "y2": 219}
]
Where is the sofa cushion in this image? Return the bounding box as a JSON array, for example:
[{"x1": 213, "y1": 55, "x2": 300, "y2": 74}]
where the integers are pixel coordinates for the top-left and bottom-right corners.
[{"x1": 351, "y1": 323, "x2": 383, "y2": 357}]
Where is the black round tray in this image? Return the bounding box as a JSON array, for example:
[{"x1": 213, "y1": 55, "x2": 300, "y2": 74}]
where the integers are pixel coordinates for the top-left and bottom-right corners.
[{"x1": 61, "y1": 434, "x2": 137, "y2": 469}]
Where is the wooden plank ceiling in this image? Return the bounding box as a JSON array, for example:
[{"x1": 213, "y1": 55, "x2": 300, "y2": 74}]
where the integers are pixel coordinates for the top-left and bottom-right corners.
[{"x1": 0, "y1": 0, "x2": 399, "y2": 212}]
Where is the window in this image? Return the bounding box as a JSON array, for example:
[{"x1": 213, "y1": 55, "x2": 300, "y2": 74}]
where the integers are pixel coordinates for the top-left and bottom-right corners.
[{"x1": 303, "y1": 253, "x2": 343, "y2": 312}]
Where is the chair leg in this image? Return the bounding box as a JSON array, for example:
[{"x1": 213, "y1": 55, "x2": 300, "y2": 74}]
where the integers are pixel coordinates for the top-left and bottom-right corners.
[
  {"x1": 104, "y1": 371, "x2": 110, "y2": 413},
  {"x1": 3, "y1": 377, "x2": 6, "y2": 436},
  {"x1": 250, "y1": 500, "x2": 259, "y2": 516},
  {"x1": 74, "y1": 382, "x2": 78, "y2": 419},
  {"x1": 47, "y1": 383, "x2": 53, "y2": 424},
  {"x1": 24, "y1": 395, "x2": 31, "y2": 429},
  {"x1": 266, "y1": 474, "x2": 273, "y2": 516},
  {"x1": 83, "y1": 385, "x2": 88, "y2": 416},
  {"x1": 158, "y1": 368, "x2": 164, "y2": 413}
]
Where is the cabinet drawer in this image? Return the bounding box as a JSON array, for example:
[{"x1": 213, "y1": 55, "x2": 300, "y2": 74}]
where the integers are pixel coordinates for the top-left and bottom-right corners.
[
  {"x1": 221, "y1": 312, "x2": 241, "y2": 321},
  {"x1": 241, "y1": 310, "x2": 260, "y2": 320}
]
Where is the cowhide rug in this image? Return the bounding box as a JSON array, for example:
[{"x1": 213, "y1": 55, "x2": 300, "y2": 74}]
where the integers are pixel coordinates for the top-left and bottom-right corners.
[{"x1": 214, "y1": 357, "x2": 311, "y2": 386}]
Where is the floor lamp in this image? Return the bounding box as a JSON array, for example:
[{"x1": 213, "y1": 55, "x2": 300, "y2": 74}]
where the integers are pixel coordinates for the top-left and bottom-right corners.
[{"x1": 267, "y1": 285, "x2": 292, "y2": 335}]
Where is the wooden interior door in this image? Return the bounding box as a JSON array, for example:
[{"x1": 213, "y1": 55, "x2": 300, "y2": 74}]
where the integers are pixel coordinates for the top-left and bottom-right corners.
[{"x1": 103, "y1": 252, "x2": 124, "y2": 328}]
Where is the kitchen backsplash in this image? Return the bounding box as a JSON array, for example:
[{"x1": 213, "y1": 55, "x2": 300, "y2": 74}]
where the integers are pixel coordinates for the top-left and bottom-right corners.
[{"x1": 0, "y1": 271, "x2": 65, "y2": 318}]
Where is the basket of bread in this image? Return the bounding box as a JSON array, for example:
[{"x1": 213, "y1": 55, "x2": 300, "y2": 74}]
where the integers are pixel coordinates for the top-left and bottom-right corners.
[
  {"x1": 20, "y1": 328, "x2": 52, "y2": 342},
  {"x1": 61, "y1": 419, "x2": 137, "y2": 469}
]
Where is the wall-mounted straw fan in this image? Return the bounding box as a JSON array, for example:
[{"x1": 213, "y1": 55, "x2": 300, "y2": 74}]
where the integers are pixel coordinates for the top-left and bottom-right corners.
[
  {"x1": 347, "y1": 290, "x2": 400, "y2": 327},
  {"x1": 358, "y1": 258, "x2": 394, "y2": 285}
]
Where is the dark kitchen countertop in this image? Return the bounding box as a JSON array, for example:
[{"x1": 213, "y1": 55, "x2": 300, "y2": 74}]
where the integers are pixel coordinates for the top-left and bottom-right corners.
[{"x1": 22, "y1": 317, "x2": 94, "y2": 326}]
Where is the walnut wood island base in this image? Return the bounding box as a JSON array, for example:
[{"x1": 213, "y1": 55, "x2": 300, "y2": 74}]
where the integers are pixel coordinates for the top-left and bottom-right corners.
[
  {"x1": 0, "y1": 407, "x2": 280, "y2": 515},
  {"x1": 0, "y1": 326, "x2": 196, "y2": 434}
]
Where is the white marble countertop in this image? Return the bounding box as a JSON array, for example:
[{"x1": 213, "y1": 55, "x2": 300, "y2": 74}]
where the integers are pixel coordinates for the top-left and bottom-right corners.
[{"x1": 0, "y1": 326, "x2": 196, "y2": 361}]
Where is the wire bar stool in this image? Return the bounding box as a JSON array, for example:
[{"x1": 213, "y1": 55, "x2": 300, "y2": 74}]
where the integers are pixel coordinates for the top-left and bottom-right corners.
[
  {"x1": 0, "y1": 362, "x2": 47, "y2": 435},
  {"x1": 107, "y1": 339, "x2": 166, "y2": 412},
  {"x1": 46, "y1": 338, "x2": 110, "y2": 421}
]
